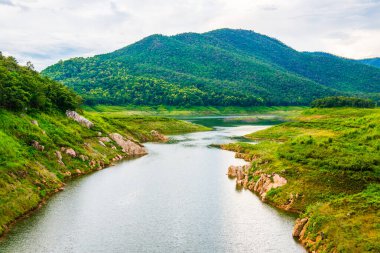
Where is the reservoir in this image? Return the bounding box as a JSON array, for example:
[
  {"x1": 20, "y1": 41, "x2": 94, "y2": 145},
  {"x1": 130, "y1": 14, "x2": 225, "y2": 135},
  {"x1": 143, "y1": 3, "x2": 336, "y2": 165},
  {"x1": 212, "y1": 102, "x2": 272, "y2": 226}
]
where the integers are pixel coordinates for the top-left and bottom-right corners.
[{"x1": 0, "y1": 117, "x2": 304, "y2": 253}]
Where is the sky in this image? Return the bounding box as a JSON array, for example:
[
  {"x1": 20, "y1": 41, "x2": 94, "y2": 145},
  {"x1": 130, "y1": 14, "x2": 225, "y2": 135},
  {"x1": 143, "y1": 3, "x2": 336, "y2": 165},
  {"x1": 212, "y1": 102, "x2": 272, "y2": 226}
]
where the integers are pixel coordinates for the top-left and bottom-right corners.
[{"x1": 1, "y1": 0, "x2": 380, "y2": 70}]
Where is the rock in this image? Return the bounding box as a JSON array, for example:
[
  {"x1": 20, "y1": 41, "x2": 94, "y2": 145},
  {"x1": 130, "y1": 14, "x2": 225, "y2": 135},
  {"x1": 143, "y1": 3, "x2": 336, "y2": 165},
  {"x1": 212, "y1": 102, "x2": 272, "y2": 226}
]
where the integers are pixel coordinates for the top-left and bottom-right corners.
[
  {"x1": 55, "y1": 151, "x2": 65, "y2": 166},
  {"x1": 150, "y1": 130, "x2": 169, "y2": 142},
  {"x1": 109, "y1": 133, "x2": 147, "y2": 156},
  {"x1": 227, "y1": 165, "x2": 239, "y2": 177},
  {"x1": 31, "y1": 120, "x2": 39, "y2": 126},
  {"x1": 99, "y1": 137, "x2": 111, "y2": 143},
  {"x1": 293, "y1": 218, "x2": 309, "y2": 237},
  {"x1": 254, "y1": 173, "x2": 287, "y2": 199},
  {"x1": 75, "y1": 169, "x2": 82, "y2": 174},
  {"x1": 89, "y1": 160, "x2": 96, "y2": 167},
  {"x1": 31, "y1": 140, "x2": 44, "y2": 151},
  {"x1": 65, "y1": 148, "x2": 76, "y2": 157},
  {"x1": 66, "y1": 110, "x2": 94, "y2": 128},
  {"x1": 99, "y1": 140, "x2": 106, "y2": 147},
  {"x1": 98, "y1": 132, "x2": 102, "y2": 136},
  {"x1": 55, "y1": 151, "x2": 62, "y2": 160},
  {"x1": 228, "y1": 164, "x2": 252, "y2": 188},
  {"x1": 79, "y1": 155, "x2": 88, "y2": 161},
  {"x1": 272, "y1": 174, "x2": 288, "y2": 188},
  {"x1": 111, "y1": 145, "x2": 117, "y2": 150}
]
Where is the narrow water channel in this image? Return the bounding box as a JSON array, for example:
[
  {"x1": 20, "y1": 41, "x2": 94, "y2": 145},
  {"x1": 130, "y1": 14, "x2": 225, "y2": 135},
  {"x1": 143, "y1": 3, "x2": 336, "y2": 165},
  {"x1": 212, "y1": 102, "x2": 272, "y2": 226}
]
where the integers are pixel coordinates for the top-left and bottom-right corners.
[{"x1": 0, "y1": 117, "x2": 305, "y2": 253}]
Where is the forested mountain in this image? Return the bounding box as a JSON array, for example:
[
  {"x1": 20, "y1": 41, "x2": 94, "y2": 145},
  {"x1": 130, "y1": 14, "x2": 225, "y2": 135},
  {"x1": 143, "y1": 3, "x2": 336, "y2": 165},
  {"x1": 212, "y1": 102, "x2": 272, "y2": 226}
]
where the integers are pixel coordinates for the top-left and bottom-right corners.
[
  {"x1": 42, "y1": 29, "x2": 380, "y2": 106},
  {"x1": 359, "y1": 57, "x2": 380, "y2": 68},
  {"x1": 0, "y1": 53, "x2": 81, "y2": 111}
]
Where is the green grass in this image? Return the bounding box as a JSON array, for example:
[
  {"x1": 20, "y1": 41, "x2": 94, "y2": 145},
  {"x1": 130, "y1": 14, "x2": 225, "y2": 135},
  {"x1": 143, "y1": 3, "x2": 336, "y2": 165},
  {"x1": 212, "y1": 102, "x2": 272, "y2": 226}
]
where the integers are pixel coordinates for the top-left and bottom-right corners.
[
  {"x1": 222, "y1": 108, "x2": 380, "y2": 252},
  {"x1": 83, "y1": 105, "x2": 305, "y2": 117},
  {"x1": 0, "y1": 109, "x2": 208, "y2": 236}
]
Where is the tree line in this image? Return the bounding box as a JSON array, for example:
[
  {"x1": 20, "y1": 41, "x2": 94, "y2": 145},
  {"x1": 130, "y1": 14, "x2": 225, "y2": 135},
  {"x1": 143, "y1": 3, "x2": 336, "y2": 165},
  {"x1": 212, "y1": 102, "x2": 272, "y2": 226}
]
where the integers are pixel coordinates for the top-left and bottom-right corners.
[{"x1": 0, "y1": 53, "x2": 81, "y2": 112}]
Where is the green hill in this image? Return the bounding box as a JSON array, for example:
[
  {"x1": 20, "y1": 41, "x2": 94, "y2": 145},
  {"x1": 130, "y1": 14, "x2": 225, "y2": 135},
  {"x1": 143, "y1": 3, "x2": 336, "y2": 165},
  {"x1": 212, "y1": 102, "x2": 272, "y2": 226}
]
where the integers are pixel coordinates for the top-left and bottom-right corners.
[
  {"x1": 359, "y1": 57, "x2": 380, "y2": 68},
  {"x1": 0, "y1": 53, "x2": 81, "y2": 111},
  {"x1": 42, "y1": 29, "x2": 380, "y2": 106}
]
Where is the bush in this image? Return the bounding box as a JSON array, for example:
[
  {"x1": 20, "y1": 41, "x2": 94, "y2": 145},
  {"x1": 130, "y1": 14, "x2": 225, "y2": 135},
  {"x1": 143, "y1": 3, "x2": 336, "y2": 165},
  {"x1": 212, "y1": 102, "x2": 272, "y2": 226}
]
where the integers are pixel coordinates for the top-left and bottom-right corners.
[{"x1": 311, "y1": 96, "x2": 375, "y2": 108}]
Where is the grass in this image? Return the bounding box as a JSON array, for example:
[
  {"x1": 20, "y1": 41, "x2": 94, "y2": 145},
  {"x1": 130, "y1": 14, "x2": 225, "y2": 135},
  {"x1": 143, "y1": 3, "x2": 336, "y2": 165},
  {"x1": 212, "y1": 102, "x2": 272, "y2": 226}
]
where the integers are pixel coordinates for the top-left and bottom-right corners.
[
  {"x1": 83, "y1": 105, "x2": 305, "y2": 117},
  {"x1": 0, "y1": 108, "x2": 208, "y2": 236},
  {"x1": 222, "y1": 108, "x2": 380, "y2": 252}
]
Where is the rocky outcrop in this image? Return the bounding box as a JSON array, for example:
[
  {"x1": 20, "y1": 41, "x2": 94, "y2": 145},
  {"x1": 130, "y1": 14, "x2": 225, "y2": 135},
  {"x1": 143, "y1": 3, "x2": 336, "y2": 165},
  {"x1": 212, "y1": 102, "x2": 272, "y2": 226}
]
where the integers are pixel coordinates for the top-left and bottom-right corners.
[
  {"x1": 65, "y1": 148, "x2": 76, "y2": 157},
  {"x1": 109, "y1": 133, "x2": 147, "y2": 156},
  {"x1": 227, "y1": 164, "x2": 251, "y2": 188},
  {"x1": 31, "y1": 140, "x2": 44, "y2": 151},
  {"x1": 66, "y1": 110, "x2": 94, "y2": 128},
  {"x1": 227, "y1": 164, "x2": 287, "y2": 200},
  {"x1": 150, "y1": 130, "x2": 169, "y2": 142},
  {"x1": 254, "y1": 173, "x2": 287, "y2": 200},
  {"x1": 293, "y1": 218, "x2": 309, "y2": 237}
]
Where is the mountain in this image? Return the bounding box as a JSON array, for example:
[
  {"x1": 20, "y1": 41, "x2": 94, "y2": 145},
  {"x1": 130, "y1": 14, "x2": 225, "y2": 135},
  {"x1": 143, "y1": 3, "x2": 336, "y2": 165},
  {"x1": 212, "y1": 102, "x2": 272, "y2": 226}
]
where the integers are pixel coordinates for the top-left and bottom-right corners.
[
  {"x1": 359, "y1": 57, "x2": 380, "y2": 68},
  {"x1": 42, "y1": 29, "x2": 380, "y2": 106}
]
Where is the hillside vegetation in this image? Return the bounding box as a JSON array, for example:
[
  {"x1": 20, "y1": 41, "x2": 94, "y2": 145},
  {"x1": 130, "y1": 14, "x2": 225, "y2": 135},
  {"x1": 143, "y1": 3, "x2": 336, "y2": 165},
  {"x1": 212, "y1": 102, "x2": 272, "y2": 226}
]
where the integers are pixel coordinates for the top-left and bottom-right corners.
[
  {"x1": 222, "y1": 108, "x2": 380, "y2": 252},
  {"x1": 0, "y1": 53, "x2": 81, "y2": 111},
  {"x1": 42, "y1": 29, "x2": 380, "y2": 106},
  {"x1": 311, "y1": 96, "x2": 376, "y2": 108}
]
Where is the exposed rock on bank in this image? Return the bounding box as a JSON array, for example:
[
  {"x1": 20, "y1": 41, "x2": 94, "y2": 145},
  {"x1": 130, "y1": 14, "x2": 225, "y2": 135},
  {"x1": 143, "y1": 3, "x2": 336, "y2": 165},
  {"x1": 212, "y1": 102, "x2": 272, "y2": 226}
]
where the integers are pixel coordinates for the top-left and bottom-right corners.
[
  {"x1": 109, "y1": 133, "x2": 147, "y2": 156},
  {"x1": 31, "y1": 140, "x2": 44, "y2": 151},
  {"x1": 66, "y1": 110, "x2": 94, "y2": 128},
  {"x1": 293, "y1": 218, "x2": 309, "y2": 238},
  {"x1": 227, "y1": 164, "x2": 287, "y2": 200},
  {"x1": 150, "y1": 130, "x2": 169, "y2": 142}
]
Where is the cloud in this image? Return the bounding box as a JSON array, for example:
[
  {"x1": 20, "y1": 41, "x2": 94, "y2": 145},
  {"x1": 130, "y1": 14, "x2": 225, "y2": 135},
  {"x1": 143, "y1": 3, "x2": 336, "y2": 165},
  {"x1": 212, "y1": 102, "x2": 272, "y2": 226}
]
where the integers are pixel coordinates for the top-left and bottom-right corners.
[
  {"x1": 0, "y1": 0, "x2": 379, "y2": 70},
  {"x1": 0, "y1": 0, "x2": 13, "y2": 6}
]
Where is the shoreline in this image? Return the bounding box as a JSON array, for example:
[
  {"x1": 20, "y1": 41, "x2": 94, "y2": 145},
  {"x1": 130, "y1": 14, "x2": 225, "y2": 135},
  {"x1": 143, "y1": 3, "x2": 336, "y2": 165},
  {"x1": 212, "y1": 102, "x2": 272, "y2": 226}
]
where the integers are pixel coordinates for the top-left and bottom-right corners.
[
  {"x1": 224, "y1": 148, "x2": 310, "y2": 253},
  {"x1": 0, "y1": 153, "x2": 146, "y2": 241}
]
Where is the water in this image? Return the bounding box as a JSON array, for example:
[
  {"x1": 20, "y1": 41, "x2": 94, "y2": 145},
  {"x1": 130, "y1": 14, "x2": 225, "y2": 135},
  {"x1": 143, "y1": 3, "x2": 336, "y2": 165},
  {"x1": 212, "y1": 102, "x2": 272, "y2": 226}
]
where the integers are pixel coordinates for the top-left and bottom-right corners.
[{"x1": 0, "y1": 116, "x2": 305, "y2": 253}]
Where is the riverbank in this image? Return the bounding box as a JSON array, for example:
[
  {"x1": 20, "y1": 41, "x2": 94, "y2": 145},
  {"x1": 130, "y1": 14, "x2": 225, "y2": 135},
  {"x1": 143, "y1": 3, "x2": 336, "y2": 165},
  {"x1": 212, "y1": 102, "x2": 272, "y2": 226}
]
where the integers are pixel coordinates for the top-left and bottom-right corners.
[
  {"x1": 222, "y1": 108, "x2": 380, "y2": 252},
  {"x1": 83, "y1": 105, "x2": 305, "y2": 117},
  {"x1": 0, "y1": 118, "x2": 304, "y2": 253},
  {"x1": 0, "y1": 109, "x2": 209, "y2": 237}
]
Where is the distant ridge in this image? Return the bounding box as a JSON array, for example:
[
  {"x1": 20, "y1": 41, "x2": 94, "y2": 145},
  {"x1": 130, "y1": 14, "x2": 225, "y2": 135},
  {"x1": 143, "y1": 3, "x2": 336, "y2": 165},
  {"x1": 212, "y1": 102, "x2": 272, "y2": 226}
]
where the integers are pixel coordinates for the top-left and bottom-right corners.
[
  {"x1": 358, "y1": 57, "x2": 380, "y2": 68},
  {"x1": 42, "y1": 28, "x2": 380, "y2": 106}
]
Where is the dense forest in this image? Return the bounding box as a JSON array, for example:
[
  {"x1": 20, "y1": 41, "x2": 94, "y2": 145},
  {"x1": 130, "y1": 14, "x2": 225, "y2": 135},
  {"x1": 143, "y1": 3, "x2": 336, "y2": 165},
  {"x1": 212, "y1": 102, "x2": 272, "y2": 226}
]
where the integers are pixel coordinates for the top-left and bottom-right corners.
[
  {"x1": 311, "y1": 96, "x2": 376, "y2": 108},
  {"x1": 43, "y1": 29, "x2": 380, "y2": 107},
  {"x1": 0, "y1": 53, "x2": 81, "y2": 111},
  {"x1": 359, "y1": 57, "x2": 380, "y2": 68}
]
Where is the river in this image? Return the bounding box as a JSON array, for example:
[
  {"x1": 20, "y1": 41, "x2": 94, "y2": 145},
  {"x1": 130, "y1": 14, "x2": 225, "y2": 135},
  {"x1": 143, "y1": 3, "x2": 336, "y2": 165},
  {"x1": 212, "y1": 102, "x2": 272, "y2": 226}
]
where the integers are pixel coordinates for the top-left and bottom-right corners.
[{"x1": 0, "y1": 116, "x2": 305, "y2": 253}]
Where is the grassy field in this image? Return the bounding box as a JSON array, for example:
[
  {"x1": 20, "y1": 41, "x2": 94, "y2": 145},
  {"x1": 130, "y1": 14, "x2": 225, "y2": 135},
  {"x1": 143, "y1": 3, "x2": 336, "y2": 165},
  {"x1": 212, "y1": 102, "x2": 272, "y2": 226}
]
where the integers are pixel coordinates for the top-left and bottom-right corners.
[
  {"x1": 222, "y1": 108, "x2": 380, "y2": 252},
  {"x1": 0, "y1": 109, "x2": 208, "y2": 236},
  {"x1": 83, "y1": 105, "x2": 305, "y2": 117}
]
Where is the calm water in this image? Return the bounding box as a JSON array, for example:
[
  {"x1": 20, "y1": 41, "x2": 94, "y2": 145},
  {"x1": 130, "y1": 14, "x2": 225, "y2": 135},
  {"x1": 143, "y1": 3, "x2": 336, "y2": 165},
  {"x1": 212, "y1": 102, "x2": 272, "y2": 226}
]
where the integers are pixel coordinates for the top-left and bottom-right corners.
[{"x1": 0, "y1": 117, "x2": 304, "y2": 253}]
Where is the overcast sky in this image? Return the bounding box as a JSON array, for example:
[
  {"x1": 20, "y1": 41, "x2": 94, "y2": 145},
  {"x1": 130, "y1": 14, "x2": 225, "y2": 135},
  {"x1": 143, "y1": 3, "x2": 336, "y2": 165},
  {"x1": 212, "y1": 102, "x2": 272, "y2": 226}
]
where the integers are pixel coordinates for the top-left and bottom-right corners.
[{"x1": 1, "y1": 0, "x2": 380, "y2": 70}]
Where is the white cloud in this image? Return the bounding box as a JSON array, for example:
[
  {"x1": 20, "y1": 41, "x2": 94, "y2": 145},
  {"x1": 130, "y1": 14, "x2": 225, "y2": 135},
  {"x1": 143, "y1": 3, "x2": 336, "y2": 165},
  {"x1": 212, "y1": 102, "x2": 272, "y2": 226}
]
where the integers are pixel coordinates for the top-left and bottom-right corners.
[{"x1": 0, "y1": 0, "x2": 379, "y2": 70}]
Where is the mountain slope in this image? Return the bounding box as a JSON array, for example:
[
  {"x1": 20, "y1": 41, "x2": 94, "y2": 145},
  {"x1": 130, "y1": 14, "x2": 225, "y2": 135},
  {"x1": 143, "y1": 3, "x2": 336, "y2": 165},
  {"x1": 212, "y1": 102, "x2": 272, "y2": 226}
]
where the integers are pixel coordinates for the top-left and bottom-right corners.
[
  {"x1": 359, "y1": 57, "x2": 380, "y2": 68},
  {"x1": 42, "y1": 29, "x2": 380, "y2": 106}
]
